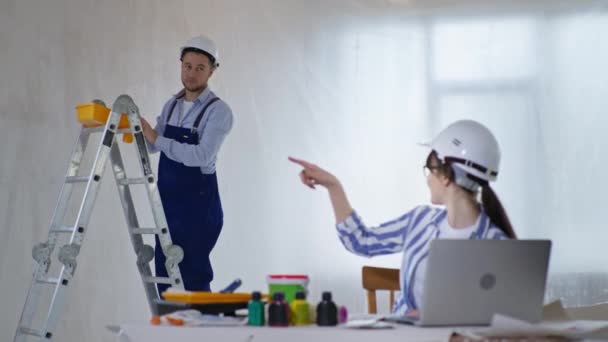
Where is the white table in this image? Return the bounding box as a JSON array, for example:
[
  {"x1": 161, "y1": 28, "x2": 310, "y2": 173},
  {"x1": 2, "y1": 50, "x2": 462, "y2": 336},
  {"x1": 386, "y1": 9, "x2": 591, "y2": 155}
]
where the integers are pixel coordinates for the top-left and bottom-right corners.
[{"x1": 111, "y1": 323, "x2": 459, "y2": 342}]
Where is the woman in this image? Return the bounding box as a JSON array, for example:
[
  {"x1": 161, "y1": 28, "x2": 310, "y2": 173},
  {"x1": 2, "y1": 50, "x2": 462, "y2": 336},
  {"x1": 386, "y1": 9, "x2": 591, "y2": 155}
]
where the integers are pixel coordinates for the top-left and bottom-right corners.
[{"x1": 289, "y1": 119, "x2": 516, "y2": 316}]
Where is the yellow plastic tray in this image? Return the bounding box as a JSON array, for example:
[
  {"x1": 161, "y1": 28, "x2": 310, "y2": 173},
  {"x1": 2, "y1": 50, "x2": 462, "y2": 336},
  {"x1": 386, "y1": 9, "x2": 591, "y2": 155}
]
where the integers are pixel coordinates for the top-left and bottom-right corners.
[
  {"x1": 75, "y1": 102, "x2": 133, "y2": 143},
  {"x1": 162, "y1": 291, "x2": 268, "y2": 304}
]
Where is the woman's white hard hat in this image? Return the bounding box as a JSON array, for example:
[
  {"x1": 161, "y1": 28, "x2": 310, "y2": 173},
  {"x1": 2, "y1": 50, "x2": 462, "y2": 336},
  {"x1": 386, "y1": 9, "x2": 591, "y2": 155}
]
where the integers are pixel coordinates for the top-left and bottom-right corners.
[{"x1": 421, "y1": 120, "x2": 501, "y2": 188}]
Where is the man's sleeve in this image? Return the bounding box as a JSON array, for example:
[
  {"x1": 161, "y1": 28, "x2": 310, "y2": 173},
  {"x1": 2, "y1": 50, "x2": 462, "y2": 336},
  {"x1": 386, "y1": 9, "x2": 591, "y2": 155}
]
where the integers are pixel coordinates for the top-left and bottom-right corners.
[{"x1": 153, "y1": 101, "x2": 233, "y2": 167}]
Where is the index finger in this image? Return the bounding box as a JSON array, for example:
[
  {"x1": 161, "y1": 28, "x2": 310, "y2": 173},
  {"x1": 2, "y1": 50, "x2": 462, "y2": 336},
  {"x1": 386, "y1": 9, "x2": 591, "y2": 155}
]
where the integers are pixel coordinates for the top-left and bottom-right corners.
[{"x1": 288, "y1": 156, "x2": 315, "y2": 170}]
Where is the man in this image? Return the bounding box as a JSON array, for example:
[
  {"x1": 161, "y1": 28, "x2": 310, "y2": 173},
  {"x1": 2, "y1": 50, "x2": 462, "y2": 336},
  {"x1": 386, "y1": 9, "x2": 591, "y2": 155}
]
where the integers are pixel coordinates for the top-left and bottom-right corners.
[{"x1": 141, "y1": 35, "x2": 233, "y2": 294}]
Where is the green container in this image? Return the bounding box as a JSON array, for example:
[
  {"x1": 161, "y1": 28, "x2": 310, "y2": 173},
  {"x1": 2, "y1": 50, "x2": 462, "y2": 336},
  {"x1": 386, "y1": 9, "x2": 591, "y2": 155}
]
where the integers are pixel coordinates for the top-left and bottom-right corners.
[
  {"x1": 266, "y1": 275, "x2": 309, "y2": 304},
  {"x1": 248, "y1": 291, "x2": 265, "y2": 326}
]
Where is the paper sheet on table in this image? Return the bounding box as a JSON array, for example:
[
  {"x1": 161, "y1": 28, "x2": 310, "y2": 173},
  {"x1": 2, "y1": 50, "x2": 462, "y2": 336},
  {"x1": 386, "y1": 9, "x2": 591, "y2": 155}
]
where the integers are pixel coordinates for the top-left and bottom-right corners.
[
  {"x1": 566, "y1": 302, "x2": 608, "y2": 321},
  {"x1": 457, "y1": 312, "x2": 608, "y2": 340},
  {"x1": 541, "y1": 299, "x2": 571, "y2": 321},
  {"x1": 344, "y1": 313, "x2": 395, "y2": 329}
]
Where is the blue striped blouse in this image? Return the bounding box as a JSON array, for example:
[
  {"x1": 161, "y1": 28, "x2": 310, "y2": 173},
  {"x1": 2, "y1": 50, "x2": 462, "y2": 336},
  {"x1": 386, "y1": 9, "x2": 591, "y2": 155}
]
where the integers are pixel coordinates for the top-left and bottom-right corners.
[{"x1": 336, "y1": 205, "x2": 508, "y2": 315}]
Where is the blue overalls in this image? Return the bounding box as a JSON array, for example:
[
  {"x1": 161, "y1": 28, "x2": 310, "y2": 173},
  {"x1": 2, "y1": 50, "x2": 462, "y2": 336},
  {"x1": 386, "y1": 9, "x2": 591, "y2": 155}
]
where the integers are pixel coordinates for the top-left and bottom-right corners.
[{"x1": 154, "y1": 96, "x2": 223, "y2": 295}]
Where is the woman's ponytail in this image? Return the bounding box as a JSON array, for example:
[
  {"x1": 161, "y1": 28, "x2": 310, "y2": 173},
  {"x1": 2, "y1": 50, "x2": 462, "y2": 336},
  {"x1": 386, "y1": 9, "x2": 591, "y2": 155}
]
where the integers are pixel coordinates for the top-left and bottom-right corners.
[{"x1": 481, "y1": 183, "x2": 516, "y2": 239}]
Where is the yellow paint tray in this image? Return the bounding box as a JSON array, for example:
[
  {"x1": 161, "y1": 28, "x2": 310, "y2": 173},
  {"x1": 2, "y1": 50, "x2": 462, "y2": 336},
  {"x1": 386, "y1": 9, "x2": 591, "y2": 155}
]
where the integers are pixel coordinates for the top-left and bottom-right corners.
[
  {"x1": 75, "y1": 102, "x2": 133, "y2": 143},
  {"x1": 162, "y1": 291, "x2": 268, "y2": 304}
]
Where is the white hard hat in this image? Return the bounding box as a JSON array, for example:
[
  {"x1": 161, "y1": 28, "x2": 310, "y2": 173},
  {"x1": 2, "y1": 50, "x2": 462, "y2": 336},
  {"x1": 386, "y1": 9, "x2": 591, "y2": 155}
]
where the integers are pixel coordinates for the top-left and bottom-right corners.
[
  {"x1": 423, "y1": 120, "x2": 500, "y2": 188},
  {"x1": 180, "y1": 35, "x2": 219, "y2": 67}
]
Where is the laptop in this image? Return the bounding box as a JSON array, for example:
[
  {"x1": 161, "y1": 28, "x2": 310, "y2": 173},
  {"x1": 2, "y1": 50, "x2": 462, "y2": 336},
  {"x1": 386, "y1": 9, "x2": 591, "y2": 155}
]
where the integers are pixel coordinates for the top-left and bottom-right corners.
[{"x1": 384, "y1": 239, "x2": 551, "y2": 326}]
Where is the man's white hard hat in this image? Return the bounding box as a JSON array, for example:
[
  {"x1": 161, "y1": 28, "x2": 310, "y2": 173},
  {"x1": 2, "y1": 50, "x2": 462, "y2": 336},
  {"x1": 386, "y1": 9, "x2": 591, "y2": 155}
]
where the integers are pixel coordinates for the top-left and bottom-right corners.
[{"x1": 180, "y1": 35, "x2": 219, "y2": 67}]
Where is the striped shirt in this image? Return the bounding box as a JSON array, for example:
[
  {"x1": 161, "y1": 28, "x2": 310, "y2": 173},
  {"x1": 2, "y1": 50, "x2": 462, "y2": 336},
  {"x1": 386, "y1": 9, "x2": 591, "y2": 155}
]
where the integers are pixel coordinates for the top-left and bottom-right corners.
[{"x1": 336, "y1": 205, "x2": 508, "y2": 315}]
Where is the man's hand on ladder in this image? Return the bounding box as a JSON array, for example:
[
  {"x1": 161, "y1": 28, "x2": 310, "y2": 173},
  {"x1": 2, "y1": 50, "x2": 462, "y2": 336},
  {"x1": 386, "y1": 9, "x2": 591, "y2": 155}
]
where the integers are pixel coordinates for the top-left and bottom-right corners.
[{"x1": 141, "y1": 118, "x2": 157, "y2": 144}]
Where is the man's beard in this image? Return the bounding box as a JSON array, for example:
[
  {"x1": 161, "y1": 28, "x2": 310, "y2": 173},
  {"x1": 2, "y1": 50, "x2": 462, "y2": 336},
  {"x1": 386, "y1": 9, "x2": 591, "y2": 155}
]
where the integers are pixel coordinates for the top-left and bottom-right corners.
[{"x1": 183, "y1": 82, "x2": 206, "y2": 94}]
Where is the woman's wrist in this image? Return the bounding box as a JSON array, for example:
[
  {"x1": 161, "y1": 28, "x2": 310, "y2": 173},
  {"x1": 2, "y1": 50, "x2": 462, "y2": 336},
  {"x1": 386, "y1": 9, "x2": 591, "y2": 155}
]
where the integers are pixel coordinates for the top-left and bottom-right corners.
[{"x1": 326, "y1": 178, "x2": 342, "y2": 191}]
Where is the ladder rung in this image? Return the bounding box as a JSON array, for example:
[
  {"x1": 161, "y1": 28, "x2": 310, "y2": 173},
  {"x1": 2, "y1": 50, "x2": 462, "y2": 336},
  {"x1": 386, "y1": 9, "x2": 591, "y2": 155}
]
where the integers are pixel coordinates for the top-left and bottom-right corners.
[
  {"x1": 65, "y1": 176, "x2": 90, "y2": 183},
  {"x1": 51, "y1": 225, "x2": 75, "y2": 234},
  {"x1": 118, "y1": 177, "x2": 148, "y2": 185},
  {"x1": 18, "y1": 327, "x2": 43, "y2": 337},
  {"x1": 36, "y1": 277, "x2": 60, "y2": 285},
  {"x1": 131, "y1": 228, "x2": 164, "y2": 235},
  {"x1": 144, "y1": 276, "x2": 173, "y2": 284},
  {"x1": 83, "y1": 127, "x2": 132, "y2": 134}
]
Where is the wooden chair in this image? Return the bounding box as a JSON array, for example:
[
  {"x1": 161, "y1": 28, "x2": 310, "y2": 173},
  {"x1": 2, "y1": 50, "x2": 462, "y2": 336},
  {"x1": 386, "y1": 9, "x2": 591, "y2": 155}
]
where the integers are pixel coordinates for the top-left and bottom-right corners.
[{"x1": 362, "y1": 266, "x2": 400, "y2": 314}]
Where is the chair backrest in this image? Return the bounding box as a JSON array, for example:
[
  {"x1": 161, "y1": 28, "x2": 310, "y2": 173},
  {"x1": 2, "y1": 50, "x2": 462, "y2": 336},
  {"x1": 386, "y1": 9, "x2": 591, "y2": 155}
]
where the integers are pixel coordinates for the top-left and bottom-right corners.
[{"x1": 361, "y1": 266, "x2": 400, "y2": 314}]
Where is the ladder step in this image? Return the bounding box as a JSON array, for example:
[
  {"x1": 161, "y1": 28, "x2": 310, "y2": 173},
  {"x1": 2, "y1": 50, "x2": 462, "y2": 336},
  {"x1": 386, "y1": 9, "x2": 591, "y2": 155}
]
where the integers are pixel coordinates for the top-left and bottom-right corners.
[
  {"x1": 36, "y1": 277, "x2": 60, "y2": 285},
  {"x1": 50, "y1": 225, "x2": 75, "y2": 234},
  {"x1": 118, "y1": 177, "x2": 148, "y2": 185},
  {"x1": 83, "y1": 126, "x2": 132, "y2": 134},
  {"x1": 18, "y1": 326, "x2": 44, "y2": 337},
  {"x1": 131, "y1": 228, "x2": 165, "y2": 235},
  {"x1": 65, "y1": 176, "x2": 90, "y2": 183},
  {"x1": 143, "y1": 276, "x2": 173, "y2": 284}
]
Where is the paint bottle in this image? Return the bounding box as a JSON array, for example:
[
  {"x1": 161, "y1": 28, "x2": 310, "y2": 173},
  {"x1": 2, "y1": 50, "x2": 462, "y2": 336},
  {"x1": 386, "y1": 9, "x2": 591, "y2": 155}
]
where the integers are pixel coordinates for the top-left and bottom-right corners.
[
  {"x1": 247, "y1": 291, "x2": 265, "y2": 326},
  {"x1": 290, "y1": 290, "x2": 311, "y2": 326},
  {"x1": 268, "y1": 291, "x2": 289, "y2": 327},
  {"x1": 338, "y1": 305, "x2": 348, "y2": 324},
  {"x1": 316, "y1": 291, "x2": 338, "y2": 326}
]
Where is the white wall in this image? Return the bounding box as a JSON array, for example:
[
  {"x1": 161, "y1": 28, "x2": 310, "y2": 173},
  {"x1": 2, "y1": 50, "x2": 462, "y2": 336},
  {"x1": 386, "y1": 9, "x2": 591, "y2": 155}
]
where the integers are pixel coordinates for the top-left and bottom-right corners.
[{"x1": 1, "y1": 0, "x2": 607, "y2": 341}]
